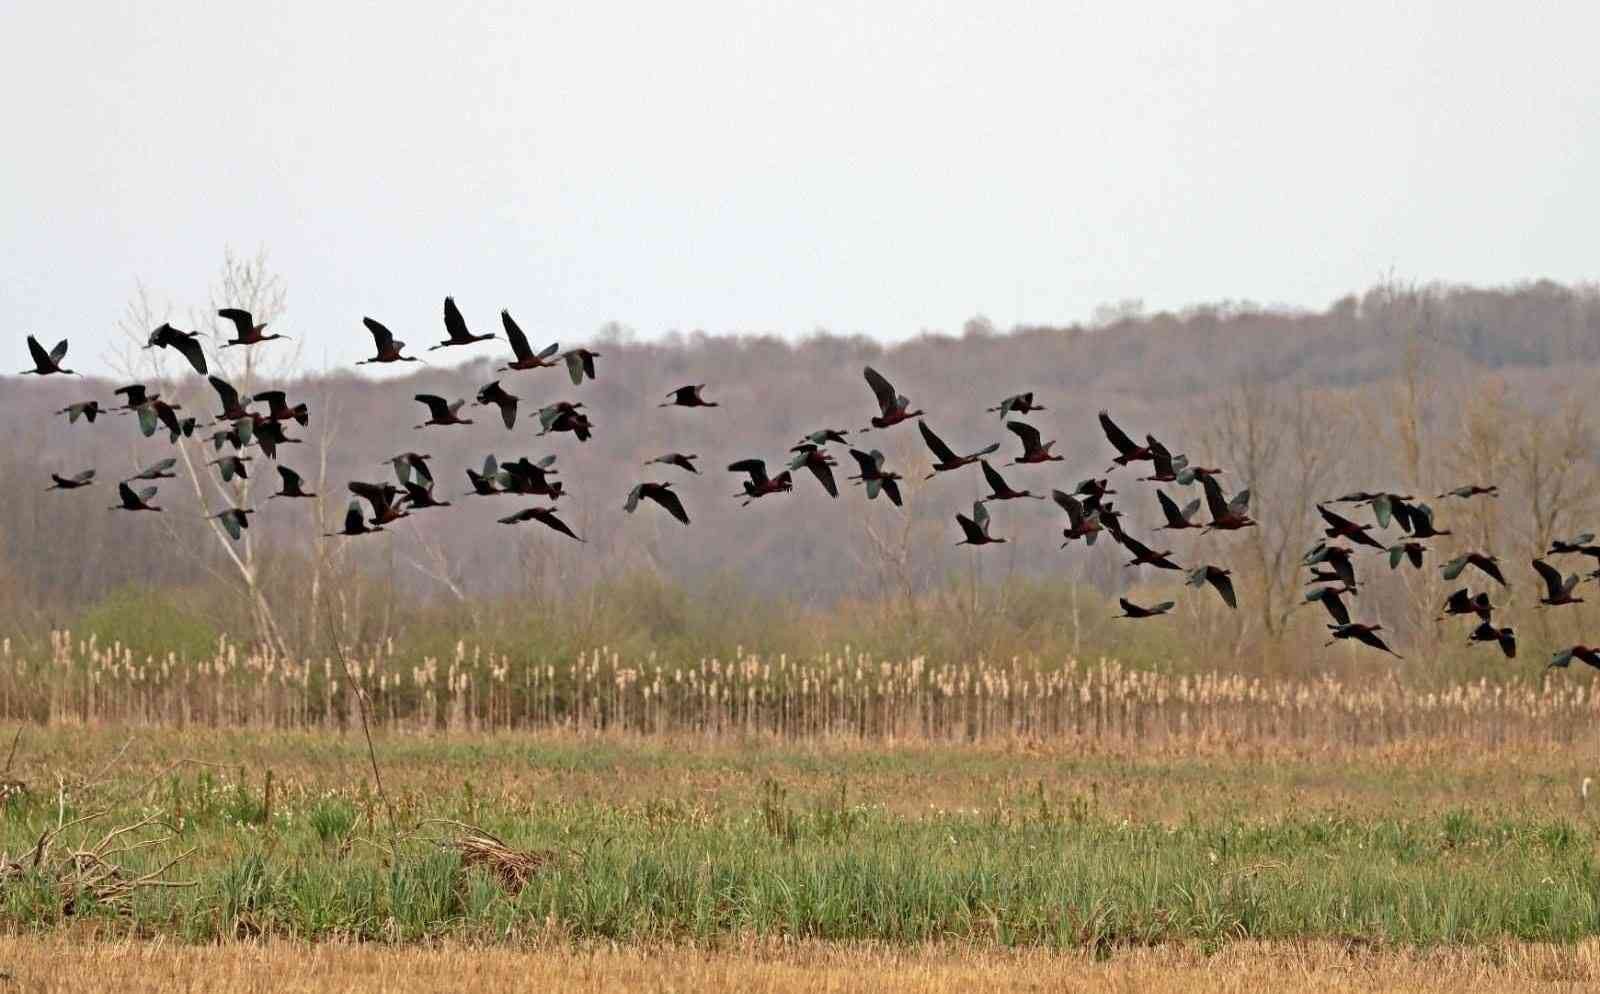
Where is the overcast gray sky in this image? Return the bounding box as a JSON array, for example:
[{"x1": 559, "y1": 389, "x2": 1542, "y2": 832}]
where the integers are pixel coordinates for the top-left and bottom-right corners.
[{"x1": 4, "y1": 2, "x2": 1596, "y2": 375}]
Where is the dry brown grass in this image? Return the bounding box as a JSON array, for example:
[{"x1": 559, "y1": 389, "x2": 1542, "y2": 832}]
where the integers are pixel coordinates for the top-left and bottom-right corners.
[{"x1": 4, "y1": 936, "x2": 1598, "y2": 993}]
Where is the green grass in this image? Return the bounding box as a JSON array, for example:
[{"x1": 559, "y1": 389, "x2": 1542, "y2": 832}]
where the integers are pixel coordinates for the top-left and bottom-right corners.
[{"x1": 4, "y1": 728, "x2": 1600, "y2": 949}]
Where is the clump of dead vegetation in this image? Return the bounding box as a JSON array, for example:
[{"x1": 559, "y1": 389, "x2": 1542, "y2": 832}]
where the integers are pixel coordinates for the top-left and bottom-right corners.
[
  {"x1": 423, "y1": 820, "x2": 566, "y2": 894},
  {"x1": 0, "y1": 810, "x2": 194, "y2": 913}
]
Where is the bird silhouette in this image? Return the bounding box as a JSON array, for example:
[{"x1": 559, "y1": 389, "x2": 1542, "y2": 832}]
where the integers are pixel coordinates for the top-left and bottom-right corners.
[
  {"x1": 1115, "y1": 533, "x2": 1181, "y2": 571},
  {"x1": 1200, "y1": 475, "x2": 1255, "y2": 531},
  {"x1": 47, "y1": 470, "x2": 96, "y2": 491},
  {"x1": 431, "y1": 297, "x2": 496, "y2": 350},
  {"x1": 1324, "y1": 623, "x2": 1401, "y2": 657},
  {"x1": 144, "y1": 323, "x2": 208, "y2": 374},
  {"x1": 211, "y1": 507, "x2": 256, "y2": 541},
  {"x1": 1141, "y1": 437, "x2": 1188, "y2": 483},
  {"x1": 1467, "y1": 621, "x2": 1516, "y2": 658},
  {"x1": 55, "y1": 401, "x2": 101, "y2": 424},
  {"x1": 1440, "y1": 552, "x2": 1505, "y2": 587},
  {"x1": 401, "y1": 479, "x2": 452, "y2": 511},
  {"x1": 349, "y1": 481, "x2": 409, "y2": 526},
  {"x1": 1532, "y1": 559, "x2": 1585, "y2": 607},
  {"x1": 111, "y1": 482, "x2": 161, "y2": 512},
  {"x1": 465, "y1": 456, "x2": 505, "y2": 497},
  {"x1": 357, "y1": 318, "x2": 421, "y2": 364},
  {"x1": 498, "y1": 506, "x2": 583, "y2": 541},
  {"x1": 1154, "y1": 490, "x2": 1203, "y2": 530},
  {"x1": 383, "y1": 453, "x2": 434, "y2": 487},
  {"x1": 625, "y1": 482, "x2": 690, "y2": 525},
  {"x1": 20, "y1": 335, "x2": 76, "y2": 375},
  {"x1": 661, "y1": 385, "x2": 718, "y2": 408},
  {"x1": 1006, "y1": 421, "x2": 1062, "y2": 465},
  {"x1": 1549, "y1": 646, "x2": 1600, "y2": 671},
  {"x1": 1097, "y1": 411, "x2": 1155, "y2": 472},
  {"x1": 955, "y1": 501, "x2": 1004, "y2": 546},
  {"x1": 1318, "y1": 505, "x2": 1385, "y2": 549},
  {"x1": 1305, "y1": 586, "x2": 1351, "y2": 626},
  {"x1": 414, "y1": 395, "x2": 473, "y2": 429},
  {"x1": 562, "y1": 348, "x2": 601, "y2": 385},
  {"x1": 124, "y1": 458, "x2": 178, "y2": 483},
  {"x1": 1053, "y1": 490, "x2": 1105, "y2": 547},
  {"x1": 498, "y1": 456, "x2": 563, "y2": 499},
  {"x1": 207, "y1": 376, "x2": 253, "y2": 423},
  {"x1": 845, "y1": 449, "x2": 902, "y2": 506},
  {"x1": 728, "y1": 459, "x2": 793, "y2": 505},
  {"x1": 537, "y1": 402, "x2": 592, "y2": 441},
  {"x1": 645, "y1": 453, "x2": 699, "y2": 474},
  {"x1": 918, "y1": 421, "x2": 998, "y2": 479},
  {"x1": 324, "y1": 501, "x2": 383, "y2": 537},
  {"x1": 1439, "y1": 484, "x2": 1498, "y2": 500},
  {"x1": 1116, "y1": 597, "x2": 1174, "y2": 619},
  {"x1": 498, "y1": 312, "x2": 561, "y2": 372},
  {"x1": 208, "y1": 455, "x2": 252, "y2": 482},
  {"x1": 788, "y1": 445, "x2": 839, "y2": 497},
  {"x1": 474, "y1": 381, "x2": 520, "y2": 429},
  {"x1": 1439, "y1": 588, "x2": 1492, "y2": 622},
  {"x1": 1387, "y1": 541, "x2": 1427, "y2": 570},
  {"x1": 987, "y1": 392, "x2": 1044, "y2": 418},
  {"x1": 860, "y1": 367, "x2": 923, "y2": 430},
  {"x1": 254, "y1": 390, "x2": 309, "y2": 426},
  {"x1": 270, "y1": 465, "x2": 316, "y2": 499},
  {"x1": 219, "y1": 308, "x2": 289, "y2": 347},
  {"x1": 980, "y1": 460, "x2": 1043, "y2": 501},
  {"x1": 1187, "y1": 565, "x2": 1237, "y2": 609}
]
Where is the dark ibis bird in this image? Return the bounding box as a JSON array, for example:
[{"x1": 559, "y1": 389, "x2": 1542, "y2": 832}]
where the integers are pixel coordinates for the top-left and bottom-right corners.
[
  {"x1": 324, "y1": 501, "x2": 383, "y2": 537},
  {"x1": 1324, "y1": 623, "x2": 1401, "y2": 657},
  {"x1": 1187, "y1": 565, "x2": 1237, "y2": 609},
  {"x1": 219, "y1": 308, "x2": 288, "y2": 347},
  {"x1": 788, "y1": 445, "x2": 839, "y2": 497},
  {"x1": 112, "y1": 384, "x2": 158, "y2": 413},
  {"x1": 1388, "y1": 541, "x2": 1426, "y2": 570},
  {"x1": 980, "y1": 460, "x2": 1042, "y2": 501},
  {"x1": 136, "y1": 400, "x2": 193, "y2": 442},
  {"x1": 475, "y1": 381, "x2": 519, "y2": 429},
  {"x1": 401, "y1": 479, "x2": 451, "y2": 511},
  {"x1": 55, "y1": 401, "x2": 101, "y2": 424},
  {"x1": 1439, "y1": 484, "x2": 1498, "y2": 500},
  {"x1": 498, "y1": 312, "x2": 560, "y2": 372},
  {"x1": 498, "y1": 506, "x2": 584, "y2": 541},
  {"x1": 729, "y1": 459, "x2": 793, "y2": 505},
  {"x1": 47, "y1": 470, "x2": 96, "y2": 491},
  {"x1": 1303, "y1": 542, "x2": 1356, "y2": 589},
  {"x1": 987, "y1": 392, "x2": 1043, "y2": 418},
  {"x1": 846, "y1": 449, "x2": 903, "y2": 506},
  {"x1": 1373, "y1": 493, "x2": 1420, "y2": 531},
  {"x1": 1467, "y1": 621, "x2": 1516, "y2": 658},
  {"x1": 498, "y1": 455, "x2": 561, "y2": 496},
  {"x1": 1306, "y1": 586, "x2": 1352, "y2": 626},
  {"x1": 207, "y1": 376, "x2": 253, "y2": 423},
  {"x1": 357, "y1": 317, "x2": 421, "y2": 364},
  {"x1": 208, "y1": 455, "x2": 252, "y2": 482},
  {"x1": 625, "y1": 482, "x2": 690, "y2": 525},
  {"x1": 1053, "y1": 490, "x2": 1105, "y2": 547},
  {"x1": 1155, "y1": 490, "x2": 1203, "y2": 530},
  {"x1": 1532, "y1": 559, "x2": 1584, "y2": 607},
  {"x1": 1440, "y1": 552, "x2": 1505, "y2": 586},
  {"x1": 796, "y1": 429, "x2": 850, "y2": 448},
  {"x1": 1116, "y1": 597, "x2": 1174, "y2": 619},
  {"x1": 1141, "y1": 438, "x2": 1188, "y2": 483},
  {"x1": 1307, "y1": 567, "x2": 1356, "y2": 590},
  {"x1": 112, "y1": 482, "x2": 162, "y2": 512},
  {"x1": 563, "y1": 348, "x2": 601, "y2": 385},
  {"x1": 209, "y1": 419, "x2": 253, "y2": 452},
  {"x1": 349, "y1": 481, "x2": 409, "y2": 526},
  {"x1": 144, "y1": 323, "x2": 208, "y2": 374},
  {"x1": 415, "y1": 395, "x2": 473, "y2": 429},
  {"x1": 1072, "y1": 478, "x2": 1116, "y2": 511},
  {"x1": 537, "y1": 401, "x2": 592, "y2": 441},
  {"x1": 860, "y1": 367, "x2": 923, "y2": 430},
  {"x1": 1405, "y1": 503, "x2": 1451, "y2": 540},
  {"x1": 955, "y1": 501, "x2": 1004, "y2": 546},
  {"x1": 1549, "y1": 646, "x2": 1600, "y2": 671},
  {"x1": 254, "y1": 390, "x2": 309, "y2": 426},
  {"x1": 1439, "y1": 588, "x2": 1492, "y2": 622},
  {"x1": 20, "y1": 335, "x2": 76, "y2": 375},
  {"x1": 270, "y1": 465, "x2": 316, "y2": 499},
  {"x1": 211, "y1": 507, "x2": 255, "y2": 541},
  {"x1": 1200, "y1": 475, "x2": 1255, "y2": 531},
  {"x1": 1549, "y1": 534, "x2": 1600, "y2": 557},
  {"x1": 1097, "y1": 411, "x2": 1155, "y2": 472},
  {"x1": 465, "y1": 456, "x2": 504, "y2": 497},
  {"x1": 431, "y1": 297, "x2": 496, "y2": 350},
  {"x1": 1005, "y1": 421, "x2": 1061, "y2": 465},
  {"x1": 251, "y1": 418, "x2": 300, "y2": 460},
  {"x1": 383, "y1": 453, "x2": 434, "y2": 486},
  {"x1": 918, "y1": 421, "x2": 998, "y2": 479},
  {"x1": 1318, "y1": 505, "x2": 1385, "y2": 549},
  {"x1": 645, "y1": 453, "x2": 699, "y2": 474},
  {"x1": 661, "y1": 385, "x2": 718, "y2": 408},
  {"x1": 1115, "y1": 533, "x2": 1181, "y2": 571},
  {"x1": 1175, "y1": 465, "x2": 1224, "y2": 486},
  {"x1": 125, "y1": 458, "x2": 177, "y2": 483}
]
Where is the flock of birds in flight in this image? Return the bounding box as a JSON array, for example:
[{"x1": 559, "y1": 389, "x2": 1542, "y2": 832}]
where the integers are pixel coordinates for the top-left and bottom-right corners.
[{"x1": 16, "y1": 298, "x2": 1600, "y2": 671}]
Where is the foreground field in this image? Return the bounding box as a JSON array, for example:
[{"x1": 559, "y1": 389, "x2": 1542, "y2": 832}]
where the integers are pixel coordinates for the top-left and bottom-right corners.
[
  {"x1": 2, "y1": 726, "x2": 1599, "y2": 957},
  {"x1": 10, "y1": 937, "x2": 1600, "y2": 993}
]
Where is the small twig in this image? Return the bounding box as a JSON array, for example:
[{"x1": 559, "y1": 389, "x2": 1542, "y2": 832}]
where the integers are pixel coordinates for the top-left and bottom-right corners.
[{"x1": 2, "y1": 726, "x2": 21, "y2": 776}]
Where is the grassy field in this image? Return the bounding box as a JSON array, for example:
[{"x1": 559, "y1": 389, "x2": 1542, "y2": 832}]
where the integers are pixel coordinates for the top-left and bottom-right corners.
[{"x1": 2, "y1": 725, "x2": 1600, "y2": 961}]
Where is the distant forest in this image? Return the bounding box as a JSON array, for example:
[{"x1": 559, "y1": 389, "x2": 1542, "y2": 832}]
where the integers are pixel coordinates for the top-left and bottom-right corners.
[{"x1": 3, "y1": 264, "x2": 1599, "y2": 669}]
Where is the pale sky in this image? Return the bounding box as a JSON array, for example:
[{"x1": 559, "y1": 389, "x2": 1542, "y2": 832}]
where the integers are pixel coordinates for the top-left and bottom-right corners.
[{"x1": 4, "y1": 1, "x2": 1597, "y2": 375}]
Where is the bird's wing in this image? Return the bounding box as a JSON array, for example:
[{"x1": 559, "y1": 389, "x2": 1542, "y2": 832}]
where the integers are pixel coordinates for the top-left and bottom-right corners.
[
  {"x1": 1097, "y1": 411, "x2": 1138, "y2": 455},
  {"x1": 537, "y1": 341, "x2": 560, "y2": 360},
  {"x1": 862, "y1": 366, "x2": 899, "y2": 413},
  {"x1": 1372, "y1": 494, "x2": 1395, "y2": 529},
  {"x1": 973, "y1": 501, "x2": 989, "y2": 528},
  {"x1": 1156, "y1": 490, "x2": 1184, "y2": 526},
  {"x1": 341, "y1": 501, "x2": 364, "y2": 532},
  {"x1": 809, "y1": 458, "x2": 838, "y2": 498},
  {"x1": 443, "y1": 297, "x2": 468, "y2": 341},
  {"x1": 172, "y1": 335, "x2": 207, "y2": 374},
  {"x1": 217, "y1": 308, "x2": 253, "y2": 337},
  {"x1": 1229, "y1": 488, "x2": 1251, "y2": 514},
  {"x1": 415, "y1": 394, "x2": 450, "y2": 420},
  {"x1": 1323, "y1": 590, "x2": 1351, "y2": 626},
  {"x1": 918, "y1": 421, "x2": 958, "y2": 464},
  {"x1": 981, "y1": 460, "x2": 1006, "y2": 494},
  {"x1": 1318, "y1": 505, "x2": 1356, "y2": 530},
  {"x1": 1441, "y1": 556, "x2": 1468, "y2": 581},
  {"x1": 956, "y1": 513, "x2": 986, "y2": 544},
  {"x1": 848, "y1": 449, "x2": 877, "y2": 476},
  {"x1": 880, "y1": 479, "x2": 902, "y2": 506},
  {"x1": 1006, "y1": 421, "x2": 1042, "y2": 450},
  {"x1": 362, "y1": 317, "x2": 396, "y2": 351},
  {"x1": 26, "y1": 335, "x2": 51, "y2": 368},
  {"x1": 1476, "y1": 556, "x2": 1507, "y2": 586},
  {"x1": 500, "y1": 310, "x2": 533, "y2": 360},
  {"x1": 651, "y1": 487, "x2": 691, "y2": 524},
  {"x1": 1211, "y1": 571, "x2": 1237, "y2": 609},
  {"x1": 624, "y1": 485, "x2": 642, "y2": 513},
  {"x1": 563, "y1": 352, "x2": 585, "y2": 385},
  {"x1": 727, "y1": 459, "x2": 769, "y2": 485},
  {"x1": 277, "y1": 465, "x2": 301, "y2": 490},
  {"x1": 1532, "y1": 558, "x2": 1563, "y2": 599},
  {"x1": 1120, "y1": 533, "x2": 1154, "y2": 558},
  {"x1": 208, "y1": 376, "x2": 239, "y2": 410},
  {"x1": 1051, "y1": 490, "x2": 1084, "y2": 527},
  {"x1": 1200, "y1": 475, "x2": 1229, "y2": 520},
  {"x1": 536, "y1": 511, "x2": 582, "y2": 541}
]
